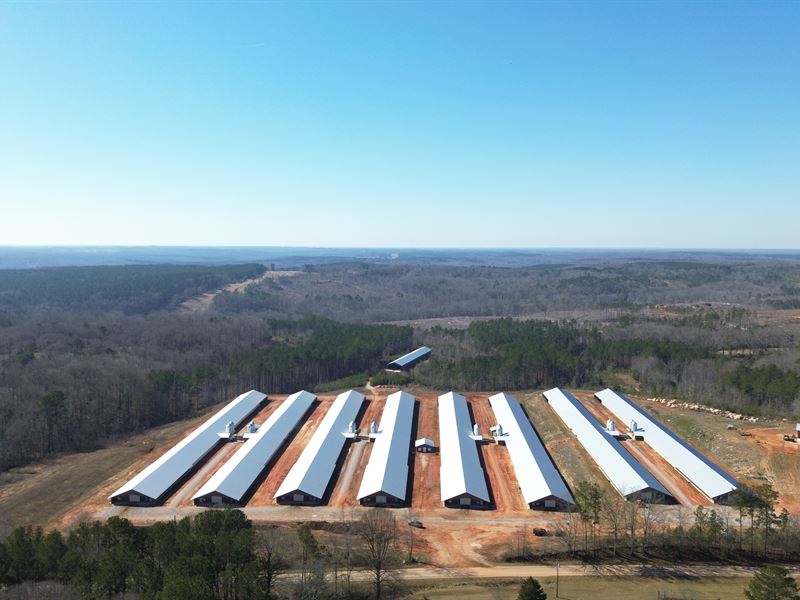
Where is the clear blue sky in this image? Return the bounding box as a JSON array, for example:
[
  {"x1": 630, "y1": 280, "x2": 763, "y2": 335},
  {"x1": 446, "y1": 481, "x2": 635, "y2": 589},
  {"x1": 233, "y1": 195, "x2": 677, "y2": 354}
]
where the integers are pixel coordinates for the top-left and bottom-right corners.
[{"x1": 1, "y1": 1, "x2": 797, "y2": 248}]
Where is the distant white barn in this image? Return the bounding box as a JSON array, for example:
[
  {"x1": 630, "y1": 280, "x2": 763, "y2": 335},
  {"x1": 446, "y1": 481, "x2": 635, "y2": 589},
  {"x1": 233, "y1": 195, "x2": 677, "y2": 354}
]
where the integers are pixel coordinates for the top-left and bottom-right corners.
[
  {"x1": 543, "y1": 388, "x2": 673, "y2": 504},
  {"x1": 438, "y1": 392, "x2": 490, "y2": 508},
  {"x1": 594, "y1": 388, "x2": 739, "y2": 503},
  {"x1": 386, "y1": 346, "x2": 431, "y2": 371},
  {"x1": 274, "y1": 389, "x2": 364, "y2": 505},
  {"x1": 357, "y1": 391, "x2": 415, "y2": 507},
  {"x1": 193, "y1": 390, "x2": 316, "y2": 507},
  {"x1": 489, "y1": 392, "x2": 574, "y2": 510},
  {"x1": 109, "y1": 390, "x2": 266, "y2": 506}
]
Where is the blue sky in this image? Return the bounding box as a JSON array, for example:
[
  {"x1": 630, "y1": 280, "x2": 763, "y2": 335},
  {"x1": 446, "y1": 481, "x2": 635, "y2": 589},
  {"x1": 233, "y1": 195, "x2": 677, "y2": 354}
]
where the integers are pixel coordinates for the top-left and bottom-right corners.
[{"x1": 1, "y1": 1, "x2": 797, "y2": 248}]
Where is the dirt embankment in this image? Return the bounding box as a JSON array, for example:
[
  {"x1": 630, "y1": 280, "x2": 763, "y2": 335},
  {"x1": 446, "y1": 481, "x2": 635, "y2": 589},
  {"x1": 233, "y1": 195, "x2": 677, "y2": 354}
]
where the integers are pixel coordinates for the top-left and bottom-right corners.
[{"x1": 744, "y1": 426, "x2": 800, "y2": 513}]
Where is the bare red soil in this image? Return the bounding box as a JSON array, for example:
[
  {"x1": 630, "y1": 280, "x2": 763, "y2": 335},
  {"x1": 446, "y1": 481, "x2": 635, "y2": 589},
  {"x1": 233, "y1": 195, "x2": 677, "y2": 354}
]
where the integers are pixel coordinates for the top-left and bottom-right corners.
[{"x1": 575, "y1": 392, "x2": 712, "y2": 506}]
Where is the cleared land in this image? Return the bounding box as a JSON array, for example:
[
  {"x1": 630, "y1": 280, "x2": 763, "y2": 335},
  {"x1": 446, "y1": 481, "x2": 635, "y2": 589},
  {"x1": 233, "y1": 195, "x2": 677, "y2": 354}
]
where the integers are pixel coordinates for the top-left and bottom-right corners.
[
  {"x1": 178, "y1": 270, "x2": 301, "y2": 312},
  {"x1": 3, "y1": 387, "x2": 798, "y2": 568}
]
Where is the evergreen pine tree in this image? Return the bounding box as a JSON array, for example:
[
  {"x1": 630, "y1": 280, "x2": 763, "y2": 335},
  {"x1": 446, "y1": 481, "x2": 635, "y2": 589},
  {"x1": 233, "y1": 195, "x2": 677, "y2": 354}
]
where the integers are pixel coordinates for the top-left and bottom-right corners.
[
  {"x1": 518, "y1": 576, "x2": 547, "y2": 600},
  {"x1": 745, "y1": 564, "x2": 800, "y2": 600}
]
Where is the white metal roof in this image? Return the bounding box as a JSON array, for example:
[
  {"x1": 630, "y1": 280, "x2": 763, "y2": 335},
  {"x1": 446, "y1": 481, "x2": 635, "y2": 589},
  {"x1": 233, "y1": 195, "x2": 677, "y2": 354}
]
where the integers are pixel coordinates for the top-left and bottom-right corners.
[
  {"x1": 415, "y1": 438, "x2": 435, "y2": 447},
  {"x1": 110, "y1": 390, "x2": 266, "y2": 501},
  {"x1": 192, "y1": 390, "x2": 316, "y2": 503},
  {"x1": 357, "y1": 391, "x2": 415, "y2": 501},
  {"x1": 543, "y1": 388, "x2": 671, "y2": 500},
  {"x1": 438, "y1": 392, "x2": 490, "y2": 503},
  {"x1": 388, "y1": 346, "x2": 431, "y2": 368},
  {"x1": 274, "y1": 389, "x2": 364, "y2": 500},
  {"x1": 594, "y1": 388, "x2": 738, "y2": 501},
  {"x1": 489, "y1": 392, "x2": 574, "y2": 507}
]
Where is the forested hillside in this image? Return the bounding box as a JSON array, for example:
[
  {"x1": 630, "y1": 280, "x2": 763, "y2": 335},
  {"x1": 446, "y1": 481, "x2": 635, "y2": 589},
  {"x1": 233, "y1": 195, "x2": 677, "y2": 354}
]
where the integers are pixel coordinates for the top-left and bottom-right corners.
[
  {"x1": 212, "y1": 260, "x2": 800, "y2": 321},
  {"x1": 0, "y1": 263, "x2": 265, "y2": 314},
  {"x1": 0, "y1": 313, "x2": 410, "y2": 470}
]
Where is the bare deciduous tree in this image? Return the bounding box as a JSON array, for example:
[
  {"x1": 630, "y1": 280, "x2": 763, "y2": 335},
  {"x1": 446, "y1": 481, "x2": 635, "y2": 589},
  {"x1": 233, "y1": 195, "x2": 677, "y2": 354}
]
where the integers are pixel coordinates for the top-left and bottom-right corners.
[{"x1": 357, "y1": 510, "x2": 401, "y2": 600}]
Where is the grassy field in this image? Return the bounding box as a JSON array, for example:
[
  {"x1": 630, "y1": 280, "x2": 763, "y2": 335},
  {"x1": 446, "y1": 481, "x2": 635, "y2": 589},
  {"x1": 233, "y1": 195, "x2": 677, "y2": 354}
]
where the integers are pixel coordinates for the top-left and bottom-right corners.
[
  {"x1": 406, "y1": 576, "x2": 749, "y2": 599},
  {"x1": 0, "y1": 412, "x2": 209, "y2": 534}
]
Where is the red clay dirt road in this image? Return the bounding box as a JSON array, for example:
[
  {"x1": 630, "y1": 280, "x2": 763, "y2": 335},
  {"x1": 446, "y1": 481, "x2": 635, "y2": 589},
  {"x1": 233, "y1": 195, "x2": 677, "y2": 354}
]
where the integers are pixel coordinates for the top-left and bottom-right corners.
[
  {"x1": 328, "y1": 394, "x2": 385, "y2": 508},
  {"x1": 574, "y1": 392, "x2": 711, "y2": 507},
  {"x1": 467, "y1": 394, "x2": 530, "y2": 513},
  {"x1": 247, "y1": 395, "x2": 332, "y2": 505},
  {"x1": 409, "y1": 392, "x2": 443, "y2": 511}
]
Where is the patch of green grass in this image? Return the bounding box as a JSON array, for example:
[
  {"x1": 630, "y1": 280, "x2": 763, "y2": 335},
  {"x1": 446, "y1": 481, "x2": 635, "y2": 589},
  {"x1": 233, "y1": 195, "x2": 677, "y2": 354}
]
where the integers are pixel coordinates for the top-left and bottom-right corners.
[
  {"x1": 662, "y1": 414, "x2": 714, "y2": 451},
  {"x1": 313, "y1": 372, "x2": 368, "y2": 393}
]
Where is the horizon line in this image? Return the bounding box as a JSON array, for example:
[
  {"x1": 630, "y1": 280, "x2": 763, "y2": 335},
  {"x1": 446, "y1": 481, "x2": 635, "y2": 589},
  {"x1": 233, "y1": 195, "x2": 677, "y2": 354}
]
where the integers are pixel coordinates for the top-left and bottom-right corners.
[{"x1": 2, "y1": 245, "x2": 800, "y2": 253}]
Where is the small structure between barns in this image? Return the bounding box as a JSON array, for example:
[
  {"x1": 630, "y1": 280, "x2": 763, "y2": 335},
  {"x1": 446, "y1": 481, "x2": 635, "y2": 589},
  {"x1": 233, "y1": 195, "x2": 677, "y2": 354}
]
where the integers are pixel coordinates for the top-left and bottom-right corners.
[{"x1": 415, "y1": 438, "x2": 436, "y2": 453}]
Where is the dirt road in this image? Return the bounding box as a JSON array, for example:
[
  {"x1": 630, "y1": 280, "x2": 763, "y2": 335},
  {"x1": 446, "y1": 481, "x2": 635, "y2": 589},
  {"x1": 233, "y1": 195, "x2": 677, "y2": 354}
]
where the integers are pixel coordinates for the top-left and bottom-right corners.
[
  {"x1": 394, "y1": 563, "x2": 800, "y2": 581},
  {"x1": 575, "y1": 392, "x2": 711, "y2": 506},
  {"x1": 178, "y1": 271, "x2": 300, "y2": 312}
]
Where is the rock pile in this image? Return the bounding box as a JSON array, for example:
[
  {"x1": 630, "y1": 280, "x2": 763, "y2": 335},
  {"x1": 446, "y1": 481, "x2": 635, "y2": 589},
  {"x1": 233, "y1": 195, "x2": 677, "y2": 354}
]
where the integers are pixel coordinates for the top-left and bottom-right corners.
[{"x1": 646, "y1": 397, "x2": 760, "y2": 423}]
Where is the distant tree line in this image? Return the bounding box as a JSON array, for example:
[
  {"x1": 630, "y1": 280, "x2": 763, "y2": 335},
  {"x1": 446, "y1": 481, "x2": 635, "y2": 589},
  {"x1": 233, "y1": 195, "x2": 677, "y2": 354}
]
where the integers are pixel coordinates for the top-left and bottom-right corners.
[
  {"x1": 211, "y1": 260, "x2": 800, "y2": 322},
  {"x1": 0, "y1": 263, "x2": 265, "y2": 314}
]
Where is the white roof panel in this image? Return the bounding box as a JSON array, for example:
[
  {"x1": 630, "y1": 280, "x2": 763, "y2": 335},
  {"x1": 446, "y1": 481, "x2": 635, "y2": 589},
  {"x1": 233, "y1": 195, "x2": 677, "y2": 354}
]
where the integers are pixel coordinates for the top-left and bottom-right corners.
[
  {"x1": 543, "y1": 388, "x2": 671, "y2": 500},
  {"x1": 357, "y1": 391, "x2": 415, "y2": 501},
  {"x1": 110, "y1": 390, "x2": 266, "y2": 501},
  {"x1": 388, "y1": 346, "x2": 431, "y2": 368},
  {"x1": 594, "y1": 388, "x2": 738, "y2": 501},
  {"x1": 438, "y1": 392, "x2": 490, "y2": 503},
  {"x1": 489, "y1": 392, "x2": 574, "y2": 507},
  {"x1": 275, "y1": 389, "x2": 364, "y2": 500},
  {"x1": 193, "y1": 390, "x2": 316, "y2": 503}
]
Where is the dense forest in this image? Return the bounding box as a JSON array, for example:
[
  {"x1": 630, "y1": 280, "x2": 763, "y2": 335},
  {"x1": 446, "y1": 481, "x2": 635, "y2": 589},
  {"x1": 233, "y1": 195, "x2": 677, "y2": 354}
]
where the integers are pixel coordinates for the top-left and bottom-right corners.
[
  {"x1": 0, "y1": 264, "x2": 265, "y2": 314},
  {"x1": 411, "y1": 319, "x2": 800, "y2": 415},
  {"x1": 0, "y1": 313, "x2": 410, "y2": 471},
  {"x1": 212, "y1": 260, "x2": 800, "y2": 322},
  {"x1": 412, "y1": 319, "x2": 710, "y2": 389}
]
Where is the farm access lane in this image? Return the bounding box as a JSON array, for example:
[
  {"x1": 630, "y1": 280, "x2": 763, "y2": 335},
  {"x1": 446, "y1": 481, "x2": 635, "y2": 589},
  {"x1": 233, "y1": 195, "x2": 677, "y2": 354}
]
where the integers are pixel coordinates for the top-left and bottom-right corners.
[
  {"x1": 96, "y1": 501, "x2": 730, "y2": 530},
  {"x1": 392, "y1": 563, "x2": 800, "y2": 581}
]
